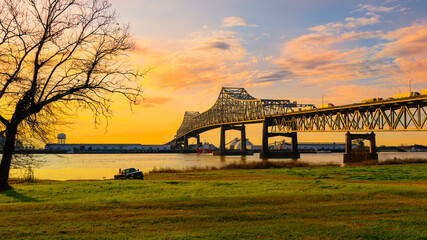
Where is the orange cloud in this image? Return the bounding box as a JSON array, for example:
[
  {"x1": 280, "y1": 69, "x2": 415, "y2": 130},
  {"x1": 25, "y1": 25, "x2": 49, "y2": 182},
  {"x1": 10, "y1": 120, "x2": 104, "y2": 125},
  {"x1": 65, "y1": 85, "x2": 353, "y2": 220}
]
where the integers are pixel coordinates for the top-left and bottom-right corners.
[
  {"x1": 132, "y1": 30, "x2": 260, "y2": 91},
  {"x1": 260, "y1": 23, "x2": 427, "y2": 88},
  {"x1": 222, "y1": 17, "x2": 258, "y2": 27},
  {"x1": 309, "y1": 16, "x2": 380, "y2": 33},
  {"x1": 140, "y1": 96, "x2": 173, "y2": 108},
  {"x1": 379, "y1": 25, "x2": 427, "y2": 58}
]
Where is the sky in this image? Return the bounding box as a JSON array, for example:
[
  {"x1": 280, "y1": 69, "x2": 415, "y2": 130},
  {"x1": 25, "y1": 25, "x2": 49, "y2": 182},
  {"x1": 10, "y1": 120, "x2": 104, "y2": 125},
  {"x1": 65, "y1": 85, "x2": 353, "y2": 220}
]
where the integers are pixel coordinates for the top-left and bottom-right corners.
[{"x1": 63, "y1": 0, "x2": 427, "y2": 146}]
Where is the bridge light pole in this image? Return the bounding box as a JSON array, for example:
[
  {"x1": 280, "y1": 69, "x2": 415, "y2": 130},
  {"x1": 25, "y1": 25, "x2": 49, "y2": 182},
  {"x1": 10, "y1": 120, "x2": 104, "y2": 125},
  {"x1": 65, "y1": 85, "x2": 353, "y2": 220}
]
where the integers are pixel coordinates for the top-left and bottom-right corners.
[{"x1": 409, "y1": 79, "x2": 412, "y2": 93}]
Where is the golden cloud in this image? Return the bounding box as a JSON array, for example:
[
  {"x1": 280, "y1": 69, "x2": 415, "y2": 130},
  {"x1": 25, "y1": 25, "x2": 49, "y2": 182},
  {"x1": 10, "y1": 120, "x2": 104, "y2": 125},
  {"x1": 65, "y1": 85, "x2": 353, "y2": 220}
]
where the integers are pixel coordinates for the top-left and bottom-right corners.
[
  {"x1": 222, "y1": 17, "x2": 258, "y2": 27},
  {"x1": 140, "y1": 96, "x2": 173, "y2": 108},
  {"x1": 265, "y1": 23, "x2": 427, "y2": 88},
  {"x1": 132, "y1": 30, "x2": 259, "y2": 90}
]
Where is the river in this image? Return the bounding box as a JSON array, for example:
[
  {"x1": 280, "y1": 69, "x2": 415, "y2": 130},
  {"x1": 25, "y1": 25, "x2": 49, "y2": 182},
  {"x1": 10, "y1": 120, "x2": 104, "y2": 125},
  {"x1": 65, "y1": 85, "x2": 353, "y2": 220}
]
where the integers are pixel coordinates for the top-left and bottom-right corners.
[{"x1": 9, "y1": 152, "x2": 427, "y2": 180}]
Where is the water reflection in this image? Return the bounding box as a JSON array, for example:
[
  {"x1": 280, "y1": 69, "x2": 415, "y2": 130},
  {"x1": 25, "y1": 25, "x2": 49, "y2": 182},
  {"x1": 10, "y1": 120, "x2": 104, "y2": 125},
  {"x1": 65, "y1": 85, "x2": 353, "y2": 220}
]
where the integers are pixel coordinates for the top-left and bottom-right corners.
[{"x1": 9, "y1": 152, "x2": 427, "y2": 180}]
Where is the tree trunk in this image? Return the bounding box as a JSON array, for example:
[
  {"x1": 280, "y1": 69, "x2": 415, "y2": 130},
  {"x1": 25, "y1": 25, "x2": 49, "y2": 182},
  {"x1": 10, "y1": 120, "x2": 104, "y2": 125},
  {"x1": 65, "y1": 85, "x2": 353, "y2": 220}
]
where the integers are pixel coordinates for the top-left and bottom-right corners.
[{"x1": 0, "y1": 123, "x2": 18, "y2": 191}]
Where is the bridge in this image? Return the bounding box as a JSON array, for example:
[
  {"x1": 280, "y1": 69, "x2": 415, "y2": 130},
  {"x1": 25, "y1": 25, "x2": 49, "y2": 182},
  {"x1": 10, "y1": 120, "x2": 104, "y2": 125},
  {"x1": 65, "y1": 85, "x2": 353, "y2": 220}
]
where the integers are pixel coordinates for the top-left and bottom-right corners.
[{"x1": 170, "y1": 87, "x2": 427, "y2": 162}]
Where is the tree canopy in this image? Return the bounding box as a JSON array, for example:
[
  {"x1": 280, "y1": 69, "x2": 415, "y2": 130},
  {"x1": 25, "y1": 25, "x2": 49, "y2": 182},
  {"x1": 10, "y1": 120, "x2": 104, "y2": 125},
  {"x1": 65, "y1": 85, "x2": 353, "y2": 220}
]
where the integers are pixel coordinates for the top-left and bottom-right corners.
[{"x1": 0, "y1": 0, "x2": 143, "y2": 191}]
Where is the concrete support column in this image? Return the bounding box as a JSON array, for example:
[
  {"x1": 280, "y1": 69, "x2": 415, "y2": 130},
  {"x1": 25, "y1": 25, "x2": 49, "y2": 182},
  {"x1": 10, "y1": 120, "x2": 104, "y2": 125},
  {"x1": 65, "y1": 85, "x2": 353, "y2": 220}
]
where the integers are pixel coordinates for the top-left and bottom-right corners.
[
  {"x1": 344, "y1": 131, "x2": 378, "y2": 163},
  {"x1": 240, "y1": 124, "x2": 246, "y2": 151},
  {"x1": 260, "y1": 120, "x2": 300, "y2": 159},
  {"x1": 196, "y1": 135, "x2": 200, "y2": 150},
  {"x1": 345, "y1": 132, "x2": 352, "y2": 155},
  {"x1": 370, "y1": 131, "x2": 376, "y2": 154},
  {"x1": 291, "y1": 132, "x2": 298, "y2": 154},
  {"x1": 184, "y1": 136, "x2": 189, "y2": 150},
  {"x1": 213, "y1": 124, "x2": 252, "y2": 156},
  {"x1": 172, "y1": 140, "x2": 177, "y2": 150},
  {"x1": 220, "y1": 125, "x2": 226, "y2": 152},
  {"x1": 261, "y1": 120, "x2": 269, "y2": 158},
  {"x1": 369, "y1": 131, "x2": 378, "y2": 160}
]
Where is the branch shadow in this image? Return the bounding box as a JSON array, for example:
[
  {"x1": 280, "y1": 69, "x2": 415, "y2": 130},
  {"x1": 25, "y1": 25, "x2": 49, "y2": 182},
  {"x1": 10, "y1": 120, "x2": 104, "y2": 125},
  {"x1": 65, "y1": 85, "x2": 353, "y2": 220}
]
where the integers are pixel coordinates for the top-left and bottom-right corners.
[{"x1": 1, "y1": 189, "x2": 39, "y2": 202}]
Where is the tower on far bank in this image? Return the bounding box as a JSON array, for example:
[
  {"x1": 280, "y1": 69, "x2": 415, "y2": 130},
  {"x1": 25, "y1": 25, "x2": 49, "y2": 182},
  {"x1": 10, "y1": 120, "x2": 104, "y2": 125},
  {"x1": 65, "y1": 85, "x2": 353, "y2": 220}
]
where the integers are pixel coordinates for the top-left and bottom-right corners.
[{"x1": 57, "y1": 133, "x2": 66, "y2": 144}]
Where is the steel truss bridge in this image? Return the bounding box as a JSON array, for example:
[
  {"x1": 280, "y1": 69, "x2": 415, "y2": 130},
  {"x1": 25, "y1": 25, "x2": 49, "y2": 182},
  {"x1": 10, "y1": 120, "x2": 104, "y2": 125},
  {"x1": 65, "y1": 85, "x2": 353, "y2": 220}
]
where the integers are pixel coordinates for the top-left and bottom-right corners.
[{"x1": 171, "y1": 87, "x2": 427, "y2": 162}]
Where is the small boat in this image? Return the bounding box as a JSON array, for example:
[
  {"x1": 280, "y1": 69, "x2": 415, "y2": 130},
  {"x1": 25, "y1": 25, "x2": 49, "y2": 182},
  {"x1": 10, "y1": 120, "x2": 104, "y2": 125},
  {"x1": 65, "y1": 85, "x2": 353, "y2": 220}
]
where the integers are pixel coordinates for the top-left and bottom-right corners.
[
  {"x1": 299, "y1": 149, "x2": 316, "y2": 153},
  {"x1": 316, "y1": 150, "x2": 332, "y2": 153}
]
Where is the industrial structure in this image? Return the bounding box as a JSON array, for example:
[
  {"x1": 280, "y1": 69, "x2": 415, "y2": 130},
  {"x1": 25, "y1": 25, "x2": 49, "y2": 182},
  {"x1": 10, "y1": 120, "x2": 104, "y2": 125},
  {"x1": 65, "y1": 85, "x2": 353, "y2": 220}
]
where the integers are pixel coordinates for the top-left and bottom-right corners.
[
  {"x1": 45, "y1": 143, "x2": 171, "y2": 153},
  {"x1": 270, "y1": 141, "x2": 346, "y2": 152},
  {"x1": 170, "y1": 87, "x2": 427, "y2": 162}
]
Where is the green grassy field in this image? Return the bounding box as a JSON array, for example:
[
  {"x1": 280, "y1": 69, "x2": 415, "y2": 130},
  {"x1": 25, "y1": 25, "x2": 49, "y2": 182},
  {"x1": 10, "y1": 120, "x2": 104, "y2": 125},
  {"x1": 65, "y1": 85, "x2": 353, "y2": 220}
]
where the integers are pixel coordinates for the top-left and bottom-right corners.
[{"x1": 1, "y1": 164, "x2": 426, "y2": 239}]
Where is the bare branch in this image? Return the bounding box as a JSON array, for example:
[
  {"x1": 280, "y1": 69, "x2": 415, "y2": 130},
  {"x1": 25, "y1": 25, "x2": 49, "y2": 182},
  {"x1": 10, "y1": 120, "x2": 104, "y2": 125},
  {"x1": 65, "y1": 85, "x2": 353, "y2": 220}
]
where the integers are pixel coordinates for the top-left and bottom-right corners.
[{"x1": 0, "y1": 0, "x2": 145, "y2": 189}]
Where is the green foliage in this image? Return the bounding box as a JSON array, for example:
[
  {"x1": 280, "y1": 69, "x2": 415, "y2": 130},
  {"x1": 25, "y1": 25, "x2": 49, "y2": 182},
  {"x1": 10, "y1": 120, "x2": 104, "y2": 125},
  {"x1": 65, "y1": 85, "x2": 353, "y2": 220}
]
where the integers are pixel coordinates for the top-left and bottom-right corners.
[{"x1": 0, "y1": 164, "x2": 426, "y2": 239}]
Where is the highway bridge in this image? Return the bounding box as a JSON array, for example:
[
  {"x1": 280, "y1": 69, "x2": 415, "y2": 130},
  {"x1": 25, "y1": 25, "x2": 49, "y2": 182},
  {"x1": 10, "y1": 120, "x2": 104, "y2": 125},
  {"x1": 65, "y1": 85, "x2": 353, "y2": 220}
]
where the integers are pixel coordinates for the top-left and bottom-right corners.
[{"x1": 170, "y1": 87, "x2": 427, "y2": 162}]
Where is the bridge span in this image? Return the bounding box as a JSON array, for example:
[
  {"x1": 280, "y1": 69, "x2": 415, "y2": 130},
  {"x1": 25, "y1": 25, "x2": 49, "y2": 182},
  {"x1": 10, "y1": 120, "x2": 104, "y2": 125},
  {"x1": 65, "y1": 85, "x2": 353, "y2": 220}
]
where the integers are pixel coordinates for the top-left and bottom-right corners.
[{"x1": 170, "y1": 87, "x2": 427, "y2": 162}]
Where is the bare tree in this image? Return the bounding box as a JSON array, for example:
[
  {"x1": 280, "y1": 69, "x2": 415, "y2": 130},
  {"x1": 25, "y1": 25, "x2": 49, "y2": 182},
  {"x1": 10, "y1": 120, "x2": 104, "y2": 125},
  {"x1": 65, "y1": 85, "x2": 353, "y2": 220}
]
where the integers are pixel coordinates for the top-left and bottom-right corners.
[{"x1": 0, "y1": 0, "x2": 143, "y2": 191}]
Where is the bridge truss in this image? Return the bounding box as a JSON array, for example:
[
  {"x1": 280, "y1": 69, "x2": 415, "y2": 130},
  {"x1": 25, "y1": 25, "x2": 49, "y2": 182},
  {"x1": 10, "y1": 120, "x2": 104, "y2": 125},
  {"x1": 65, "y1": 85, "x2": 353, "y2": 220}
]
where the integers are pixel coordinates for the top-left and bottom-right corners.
[
  {"x1": 172, "y1": 87, "x2": 427, "y2": 160},
  {"x1": 175, "y1": 87, "x2": 312, "y2": 139},
  {"x1": 270, "y1": 96, "x2": 427, "y2": 133}
]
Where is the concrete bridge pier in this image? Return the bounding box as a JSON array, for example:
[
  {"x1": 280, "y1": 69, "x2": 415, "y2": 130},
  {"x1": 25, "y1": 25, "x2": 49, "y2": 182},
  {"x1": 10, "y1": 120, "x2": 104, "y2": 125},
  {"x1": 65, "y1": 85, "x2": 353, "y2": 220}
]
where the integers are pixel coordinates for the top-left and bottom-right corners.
[
  {"x1": 183, "y1": 135, "x2": 188, "y2": 150},
  {"x1": 171, "y1": 139, "x2": 186, "y2": 151},
  {"x1": 196, "y1": 135, "x2": 200, "y2": 150},
  {"x1": 170, "y1": 139, "x2": 177, "y2": 150},
  {"x1": 343, "y1": 131, "x2": 378, "y2": 163},
  {"x1": 214, "y1": 124, "x2": 252, "y2": 155},
  {"x1": 260, "y1": 120, "x2": 300, "y2": 159},
  {"x1": 175, "y1": 134, "x2": 199, "y2": 152}
]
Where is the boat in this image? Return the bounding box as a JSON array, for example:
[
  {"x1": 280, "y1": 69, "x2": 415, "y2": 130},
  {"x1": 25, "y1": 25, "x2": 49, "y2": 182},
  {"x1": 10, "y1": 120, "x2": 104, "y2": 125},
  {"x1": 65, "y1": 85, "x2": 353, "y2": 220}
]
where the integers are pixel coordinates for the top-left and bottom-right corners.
[
  {"x1": 197, "y1": 142, "x2": 213, "y2": 153},
  {"x1": 316, "y1": 150, "x2": 332, "y2": 153},
  {"x1": 299, "y1": 149, "x2": 316, "y2": 153}
]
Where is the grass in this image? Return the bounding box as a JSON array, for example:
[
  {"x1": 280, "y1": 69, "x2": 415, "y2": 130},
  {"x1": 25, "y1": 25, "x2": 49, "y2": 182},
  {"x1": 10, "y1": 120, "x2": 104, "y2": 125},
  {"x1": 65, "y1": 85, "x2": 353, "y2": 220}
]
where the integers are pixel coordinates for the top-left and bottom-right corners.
[
  {"x1": 8, "y1": 167, "x2": 39, "y2": 184},
  {"x1": 149, "y1": 160, "x2": 340, "y2": 174},
  {"x1": 1, "y1": 163, "x2": 426, "y2": 239},
  {"x1": 380, "y1": 157, "x2": 427, "y2": 165},
  {"x1": 149, "y1": 158, "x2": 427, "y2": 173}
]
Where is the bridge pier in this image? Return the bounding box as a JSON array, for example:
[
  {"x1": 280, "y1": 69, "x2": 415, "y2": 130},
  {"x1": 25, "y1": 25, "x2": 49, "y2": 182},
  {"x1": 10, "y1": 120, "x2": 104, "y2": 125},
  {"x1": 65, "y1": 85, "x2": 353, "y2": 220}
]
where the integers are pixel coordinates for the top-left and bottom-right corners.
[
  {"x1": 220, "y1": 125, "x2": 226, "y2": 152},
  {"x1": 343, "y1": 131, "x2": 378, "y2": 163},
  {"x1": 215, "y1": 124, "x2": 253, "y2": 155},
  {"x1": 196, "y1": 135, "x2": 200, "y2": 150},
  {"x1": 171, "y1": 139, "x2": 185, "y2": 151},
  {"x1": 173, "y1": 134, "x2": 200, "y2": 152},
  {"x1": 183, "y1": 135, "x2": 188, "y2": 150},
  {"x1": 260, "y1": 120, "x2": 300, "y2": 159}
]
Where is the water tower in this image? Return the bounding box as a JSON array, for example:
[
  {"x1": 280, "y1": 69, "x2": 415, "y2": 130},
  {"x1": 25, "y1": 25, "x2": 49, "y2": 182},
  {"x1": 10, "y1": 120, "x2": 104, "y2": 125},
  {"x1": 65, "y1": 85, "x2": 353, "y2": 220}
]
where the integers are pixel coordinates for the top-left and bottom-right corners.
[{"x1": 57, "y1": 133, "x2": 66, "y2": 144}]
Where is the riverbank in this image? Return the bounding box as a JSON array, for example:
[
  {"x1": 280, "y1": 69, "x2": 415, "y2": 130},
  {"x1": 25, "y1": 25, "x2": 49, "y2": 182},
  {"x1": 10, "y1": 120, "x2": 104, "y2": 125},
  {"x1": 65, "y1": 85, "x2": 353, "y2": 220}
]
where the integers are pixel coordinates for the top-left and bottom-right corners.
[{"x1": 1, "y1": 163, "x2": 426, "y2": 239}]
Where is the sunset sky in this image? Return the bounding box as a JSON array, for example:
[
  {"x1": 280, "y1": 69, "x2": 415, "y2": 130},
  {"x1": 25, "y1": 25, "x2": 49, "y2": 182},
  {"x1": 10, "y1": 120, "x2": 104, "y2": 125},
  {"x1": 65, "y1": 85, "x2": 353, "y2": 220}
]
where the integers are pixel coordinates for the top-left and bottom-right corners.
[{"x1": 65, "y1": 0, "x2": 427, "y2": 146}]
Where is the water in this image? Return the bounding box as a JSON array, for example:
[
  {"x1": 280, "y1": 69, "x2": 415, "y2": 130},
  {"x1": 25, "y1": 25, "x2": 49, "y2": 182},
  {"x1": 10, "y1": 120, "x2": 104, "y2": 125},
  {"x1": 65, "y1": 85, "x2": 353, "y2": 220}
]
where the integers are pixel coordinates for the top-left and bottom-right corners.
[{"x1": 10, "y1": 152, "x2": 427, "y2": 180}]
